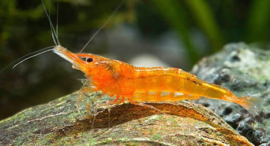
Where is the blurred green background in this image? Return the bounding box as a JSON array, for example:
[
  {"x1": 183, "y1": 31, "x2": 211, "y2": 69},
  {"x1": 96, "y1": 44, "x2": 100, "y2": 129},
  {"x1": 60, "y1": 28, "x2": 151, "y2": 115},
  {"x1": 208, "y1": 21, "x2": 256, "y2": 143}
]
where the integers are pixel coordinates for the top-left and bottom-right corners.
[{"x1": 1, "y1": 0, "x2": 270, "y2": 120}]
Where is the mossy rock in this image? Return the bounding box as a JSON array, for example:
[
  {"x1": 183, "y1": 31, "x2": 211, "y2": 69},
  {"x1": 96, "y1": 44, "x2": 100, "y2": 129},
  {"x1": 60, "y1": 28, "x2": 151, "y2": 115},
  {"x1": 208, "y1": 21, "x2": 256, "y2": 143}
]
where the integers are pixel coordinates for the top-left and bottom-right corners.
[{"x1": 0, "y1": 91, "x2": 253, "y2": 145}]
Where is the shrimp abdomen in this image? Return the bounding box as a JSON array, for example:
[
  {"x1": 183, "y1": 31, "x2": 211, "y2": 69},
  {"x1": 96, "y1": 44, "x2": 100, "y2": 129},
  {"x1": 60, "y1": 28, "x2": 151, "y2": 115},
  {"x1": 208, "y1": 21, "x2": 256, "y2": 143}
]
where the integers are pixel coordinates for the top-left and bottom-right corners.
[
  {"x1": 130, "y1": 67, "x2": 237, "y2": 102},
  {"x1": 132, "y1": 67, "x2": 207, "y2": 94}
]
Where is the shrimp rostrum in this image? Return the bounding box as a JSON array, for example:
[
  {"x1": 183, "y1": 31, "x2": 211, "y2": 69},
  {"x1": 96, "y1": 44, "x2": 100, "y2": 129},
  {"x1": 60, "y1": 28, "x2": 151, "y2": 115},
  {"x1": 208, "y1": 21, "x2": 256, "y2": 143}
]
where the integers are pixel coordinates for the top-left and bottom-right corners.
[{"x1": 53, "y1": 45, "x2": 261, "y2": 115}]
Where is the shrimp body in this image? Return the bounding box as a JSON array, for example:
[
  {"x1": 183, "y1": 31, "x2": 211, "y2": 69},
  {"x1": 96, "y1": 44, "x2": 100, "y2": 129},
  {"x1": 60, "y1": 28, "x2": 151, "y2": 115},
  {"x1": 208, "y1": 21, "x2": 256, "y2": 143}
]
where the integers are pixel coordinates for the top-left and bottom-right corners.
[{"x1": 53, "y1": 45, "x2": 258, "y2": 113}]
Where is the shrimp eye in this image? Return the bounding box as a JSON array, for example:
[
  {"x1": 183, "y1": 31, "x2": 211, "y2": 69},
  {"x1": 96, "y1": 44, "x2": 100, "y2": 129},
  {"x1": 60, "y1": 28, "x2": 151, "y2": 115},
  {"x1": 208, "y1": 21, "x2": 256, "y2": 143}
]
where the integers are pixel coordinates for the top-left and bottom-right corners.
[
  {"x1": 86, "y1": 57, "x2": 93, "y2": 62},
  {"x1": 81, "y1": 57, "x2": 93, "y2": 62}
]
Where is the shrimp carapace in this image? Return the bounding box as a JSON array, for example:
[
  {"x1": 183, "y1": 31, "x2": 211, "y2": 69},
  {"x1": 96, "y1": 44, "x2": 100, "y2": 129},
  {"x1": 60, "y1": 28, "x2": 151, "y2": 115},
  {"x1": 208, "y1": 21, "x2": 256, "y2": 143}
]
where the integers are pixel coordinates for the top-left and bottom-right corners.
[{"x1": 53, "y1": 45, "x2": 262, "y2": 115}]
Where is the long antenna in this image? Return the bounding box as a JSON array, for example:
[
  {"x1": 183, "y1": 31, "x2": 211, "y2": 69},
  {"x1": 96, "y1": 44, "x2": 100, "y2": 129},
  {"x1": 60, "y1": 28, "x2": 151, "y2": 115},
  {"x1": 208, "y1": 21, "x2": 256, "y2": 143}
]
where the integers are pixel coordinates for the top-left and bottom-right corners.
[
  {"x1": 41, "y1": 0, "x2": 60, "y2": 46},
  {"x1": 0, "y1": 46, "x2": 54, "y2": 74},
  {"x1": 13, "y1": 48, "x2": 54, "y2": 69},
  {"x1": 79, "y1": 0, "x2": 125, "y2": 53},
  {"x1": 1, "y1": 1, "x2": 62, "y2": 74},
  {"x1": 56, "y1": 0, "x2": 60, "y2": 45}
]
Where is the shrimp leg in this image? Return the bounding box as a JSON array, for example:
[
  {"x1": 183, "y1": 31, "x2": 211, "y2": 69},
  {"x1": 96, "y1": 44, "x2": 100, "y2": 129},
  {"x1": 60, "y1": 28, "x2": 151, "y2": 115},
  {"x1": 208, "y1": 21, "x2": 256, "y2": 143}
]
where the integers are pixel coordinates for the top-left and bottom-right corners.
[
  {"x1": 129, "y1": 92, "x2": 201, "y2": 113},
  {"x1": 127, "y1": 96, "x2": 165, "y2": 114},
  {"x1": 98, "y1": 96, "x2": 124, "y2": 107},
  {"x1": 76, "y1": 85, "x2": 105, "y2": 118},
  {"x1": 107, "y1": 95, "x2": 121, "y2": 104},
  {"x1": 76, "y1": 84, "x2": 95, "y2": 113},
  {"x1": 84, "y1": 93, "x2": 105, "y2": 119}
]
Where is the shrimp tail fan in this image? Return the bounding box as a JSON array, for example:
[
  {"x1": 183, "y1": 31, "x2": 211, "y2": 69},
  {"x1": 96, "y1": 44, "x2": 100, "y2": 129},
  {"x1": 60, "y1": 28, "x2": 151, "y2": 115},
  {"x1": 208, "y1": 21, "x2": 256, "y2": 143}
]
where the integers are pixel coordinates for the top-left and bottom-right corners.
[{"x1": 238, "y1": 96, "x2": 263, "y2": 115}]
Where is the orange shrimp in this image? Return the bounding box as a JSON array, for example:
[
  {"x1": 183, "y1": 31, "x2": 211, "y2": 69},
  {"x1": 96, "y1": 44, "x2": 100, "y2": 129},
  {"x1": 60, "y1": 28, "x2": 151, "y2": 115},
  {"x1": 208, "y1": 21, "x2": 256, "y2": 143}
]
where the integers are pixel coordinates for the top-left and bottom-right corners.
[
  {"x1": 53, "y1": 45, "x2": 261, "y2": 115},
  {"x1": 36, "y1": 0, "x2": 260, "y2": 115}
]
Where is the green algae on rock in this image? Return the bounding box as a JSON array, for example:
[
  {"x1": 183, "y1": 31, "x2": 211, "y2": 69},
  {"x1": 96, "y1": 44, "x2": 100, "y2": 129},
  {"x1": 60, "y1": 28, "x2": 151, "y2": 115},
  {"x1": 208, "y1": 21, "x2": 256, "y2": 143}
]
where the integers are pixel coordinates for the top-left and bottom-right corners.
[{"x1": 0, "y1": 91, "x2": 253, "y2": 145}]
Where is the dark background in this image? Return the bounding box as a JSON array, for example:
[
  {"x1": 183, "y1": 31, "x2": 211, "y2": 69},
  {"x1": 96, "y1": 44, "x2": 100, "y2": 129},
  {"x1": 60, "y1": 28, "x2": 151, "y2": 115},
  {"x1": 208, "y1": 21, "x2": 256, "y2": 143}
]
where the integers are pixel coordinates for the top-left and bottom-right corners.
[{"x1": 1, "y1": 0, "x2": 270, "y2": 120}]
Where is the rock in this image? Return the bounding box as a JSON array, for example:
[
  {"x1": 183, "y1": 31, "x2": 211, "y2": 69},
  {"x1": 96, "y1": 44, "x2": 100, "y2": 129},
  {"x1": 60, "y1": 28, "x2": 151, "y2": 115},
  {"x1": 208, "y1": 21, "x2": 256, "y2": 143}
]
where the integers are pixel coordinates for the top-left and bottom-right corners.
[
  {"x1": 191, "y1": 42, "x2": 270, "y2": 145},
  {"x1": 0, "y1": 92, "x2": 252, "y2": 145}
]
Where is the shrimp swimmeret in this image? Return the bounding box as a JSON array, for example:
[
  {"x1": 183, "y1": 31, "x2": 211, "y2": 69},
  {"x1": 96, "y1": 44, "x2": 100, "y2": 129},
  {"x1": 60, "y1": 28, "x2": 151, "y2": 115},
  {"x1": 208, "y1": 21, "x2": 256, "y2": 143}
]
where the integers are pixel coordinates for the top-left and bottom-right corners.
[{"x1": 53, "y1": 45, "x2": 261, "y2": 115}]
